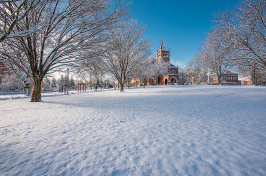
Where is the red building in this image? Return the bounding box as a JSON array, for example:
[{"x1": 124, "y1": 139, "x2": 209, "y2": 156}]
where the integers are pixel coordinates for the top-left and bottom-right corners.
[
  {"x1": 0, "y1": 61, "x2": 10, "y2": 84},
  {"x1": 155, "y1": 39, "x2": 179, "y2": 85},
  {"x1": 135, "y1": 39, "x2": 179, "y2": 86},
  {"x1": 208, "y1": 71, "x2": 240, "y2": 85}
]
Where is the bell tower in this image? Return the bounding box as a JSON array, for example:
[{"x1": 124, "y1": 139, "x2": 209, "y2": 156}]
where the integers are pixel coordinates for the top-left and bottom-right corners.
[
  {"x1": 156, "y1": 39, "x2": 170, "y2": 64},
  {"x1": 155, "y1": 39, "x2": 179, "y2": 85}
]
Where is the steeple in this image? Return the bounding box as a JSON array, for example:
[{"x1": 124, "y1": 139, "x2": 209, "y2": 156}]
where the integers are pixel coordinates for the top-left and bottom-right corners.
[{"x1": 159, "y1": 39, "x2": 169, "y2": 51}]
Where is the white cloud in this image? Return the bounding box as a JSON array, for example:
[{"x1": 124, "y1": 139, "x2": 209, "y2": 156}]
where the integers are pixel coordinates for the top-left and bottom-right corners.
[{"x1": 175, "y1": 60, "x2": 186, "y2": 69}]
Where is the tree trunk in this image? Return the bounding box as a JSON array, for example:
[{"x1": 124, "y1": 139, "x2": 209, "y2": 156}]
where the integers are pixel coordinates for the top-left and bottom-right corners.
[
  {"x1": 218, "y1": 65, "x2": 222, "y2": 85},
  {"x1": 252, "y1": 67, "x2": 256, "y2": 85},
  {"x1": 218, "y1": 74, "x2": 221, "y2": 85},
  {"x1": 120, "y1": 82, "x2": 123, "y2": 92},
  {"x1": 31, "y1": 79, "x2": 42, "y2": 102}
]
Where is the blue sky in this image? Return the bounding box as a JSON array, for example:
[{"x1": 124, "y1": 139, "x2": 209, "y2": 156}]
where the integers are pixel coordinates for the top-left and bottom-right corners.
[{"x1": 127, "y1": 0, "x2": 241, "y2": 69}]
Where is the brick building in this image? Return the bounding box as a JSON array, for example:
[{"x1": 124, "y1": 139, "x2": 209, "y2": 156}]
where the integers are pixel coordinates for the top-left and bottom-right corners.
[
  {"x1": 0, "y1": 61, "x2": 10, "y2": 84},
  {"x1": 155, "y1": 39, "x2": 179, "y2": 85},
  {"x1": 208, "y1": 71, "x2": 240, "y2": 85},
  {"x1": 135, "y1": 39, "x2": 179, "y2": 86}
]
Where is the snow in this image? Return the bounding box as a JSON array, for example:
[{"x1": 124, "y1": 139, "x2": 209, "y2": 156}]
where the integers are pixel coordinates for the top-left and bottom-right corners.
[
  {"x1": 1, "y1": 85, "x2": 266, "y2": 175},
  {"x1": 170, "y1": 64, "x2": 177, "y2": 68}
]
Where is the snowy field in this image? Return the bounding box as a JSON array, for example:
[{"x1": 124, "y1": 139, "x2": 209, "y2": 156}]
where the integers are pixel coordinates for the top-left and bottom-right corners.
[{"x1": 0, "y1": 85, "x2": 266, "y2": 176}]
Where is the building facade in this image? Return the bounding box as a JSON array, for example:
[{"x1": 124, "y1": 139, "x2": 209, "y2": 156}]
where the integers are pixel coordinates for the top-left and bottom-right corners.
[
  {"x1": 0, "y1": 61, "x2": 10, "y2": 85},
  {"x1": 155, "y1": 39, "x2": 179, "y2": 85},
  {"x1": 208, "y1": 71, "x2": 240, "y2": 85},
  {"x1": 134, "y1": 39, "x2": 179, "y2": 86}
]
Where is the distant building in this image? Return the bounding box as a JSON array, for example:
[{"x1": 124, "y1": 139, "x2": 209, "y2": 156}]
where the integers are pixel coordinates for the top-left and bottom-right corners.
[
  {"x1": 221, "y1": 71, "x2": 240, "y2": 85},
  {"x1": 155, "y1": 39, "x2": 179, "y2": 85},
  {"x1": 135, "y1": 39, "x2": 179, "y2": 86},
  {"x1": 0, "y1": 61, "x2": 43, "y2": 92},
  {"x1": 240, "y1": 77, "x2": 252, "y2": 86},
  {"x1": 208, "y1": 71, "x2": 240, "y2": 85},
  {"x1": 0, "y1": 61, "x2": 10, "y2": 85}
]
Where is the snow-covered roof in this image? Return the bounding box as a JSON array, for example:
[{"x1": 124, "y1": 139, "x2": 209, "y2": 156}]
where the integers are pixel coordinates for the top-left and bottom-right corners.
[
  {"x1": 159, "y1": 39, "x2": 169, "y2": 51},
  {"x1": 222, "y1": 71, "x2": 237, "y2": 75},
  {"x1": 170, "y1": 64, "x2": 177, "y2": 68},
  {"x1": 208, "y1": 71, "x2": 238, "y2": 75},
  {"x1": 240, "y1": 76, "x2": 251, "y2": 81}
]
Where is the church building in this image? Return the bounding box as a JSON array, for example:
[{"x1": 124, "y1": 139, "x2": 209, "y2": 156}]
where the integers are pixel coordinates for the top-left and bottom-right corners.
[
  {"x1": 134, "y1": 39, "x2": 179, "y2": 86},
  {"x1": 155, "y1": 39, "x2": 179, "y2": 85}
]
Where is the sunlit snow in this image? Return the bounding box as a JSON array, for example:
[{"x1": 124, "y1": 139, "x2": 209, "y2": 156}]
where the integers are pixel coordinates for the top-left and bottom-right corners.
[{"x1": 1, "y1": 85, "x2": 266, "y2": 175}]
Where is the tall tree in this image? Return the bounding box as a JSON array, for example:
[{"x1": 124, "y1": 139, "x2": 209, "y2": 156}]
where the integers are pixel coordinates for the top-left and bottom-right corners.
[
  {"x1": 203, "y1": 30, "x2": 232, "y2": 85},
  {"x1": 0, "y1": 0, "x2": 128, "y2": 101},
  {"x1": 0, "y1": 0, "x2": 44, "y2": 42},
  {"x1": 133, "y1": 59, "x2": 153, "y2": 88},
  {"x1": 214, "y1": 0, "x2": 266, "y2": 84},
  {"x1": 105, "y1": 21, "x2": 152, "y2": 92}
]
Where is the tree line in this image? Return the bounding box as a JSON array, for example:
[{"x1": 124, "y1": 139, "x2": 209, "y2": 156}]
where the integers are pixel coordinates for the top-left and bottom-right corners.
[
  {"x1": 185, "y1": 0, "x2": 266, "y2": 85},
  {"x1": 0, "y1": 0, "x2": 161, "y2": 101}
]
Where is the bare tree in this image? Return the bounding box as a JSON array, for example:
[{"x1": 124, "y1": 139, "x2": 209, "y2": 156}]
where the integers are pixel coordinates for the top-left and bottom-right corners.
[
  {"x1": 185, "y1": 57, "x2": 202, "y2": 85},
  {"x1": 0, "y1": 0, "x2": 128, "y2": 101},
  {"x1": 74, "y1": 56, "x2": 108, "y2": 88},
  {"x1": 204, "y1": 30, "x2": 233, "y2": 84},
  {"x1": 214, "y1": 0, "x2": 266, "y2": 84},
  {"x1": 105, "y1": 21, "x2": 152, "y2": 92},
  {"x1": 151, "y1": 57, "x2": 168, "y2": 86},
  {"x1": 133, "y1": 59, "x2": 153, "y2": 88},
  {"x1": 178, "y1": 69, "x2": 187, "y2": 85},
  {"x1": 72, "y1": 35, "x2": 110, "y2": 88},
  {"x1": 189, "y1": 0, "x2": 266, "y2": 86},
  {"x1": 0, "y1": 0, "x2": 44, "y2": 42},
  {"x1": 237, "y1": 0, "x2": 266, "y2": 70},
  {"x1": 0, "y1": 72, "x2": 23, "y2": 91}
]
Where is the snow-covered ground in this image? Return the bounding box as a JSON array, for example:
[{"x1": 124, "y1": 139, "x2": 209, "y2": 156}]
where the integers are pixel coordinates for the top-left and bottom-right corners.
[{"x1": 0, "y1": 85, "x2": 266, "y2": 176}]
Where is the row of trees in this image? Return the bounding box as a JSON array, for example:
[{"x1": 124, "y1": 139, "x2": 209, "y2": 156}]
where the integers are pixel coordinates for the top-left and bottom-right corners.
[
  {"x1": 72, "y1": 21, "x2": 169, "y2": 91},
  {"x1": 0, "y1": 0, "x2": 160, "y2": 101},
  {"x1": 186, "y1": 0, "x2": 266, "y2": 85}
]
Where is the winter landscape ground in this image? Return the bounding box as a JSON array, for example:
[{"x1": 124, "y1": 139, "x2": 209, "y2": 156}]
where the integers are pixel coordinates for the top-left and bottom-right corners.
[{"x1": 0, "y1": 85, "x2": 266, "y2": 176}]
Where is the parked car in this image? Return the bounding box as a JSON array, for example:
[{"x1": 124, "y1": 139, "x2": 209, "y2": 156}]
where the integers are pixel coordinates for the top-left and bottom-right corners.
[{"x1": 109, "y1": 85, "x2": 113, "y2": 88}]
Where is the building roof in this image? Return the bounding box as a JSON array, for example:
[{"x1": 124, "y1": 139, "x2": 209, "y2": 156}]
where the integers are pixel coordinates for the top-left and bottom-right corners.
[
  {"x1": 170, "y1": 64, "x2": 177, "y2": 69},
  {"x1": 208, "y1": 71, "x2": 238, "y2": 76},
  {"x1": 222, "y1": 71, "x2": 238, "y2": 75},
  {"x1": 159, "y1": 39, "x2": 169, "y2": 51}
]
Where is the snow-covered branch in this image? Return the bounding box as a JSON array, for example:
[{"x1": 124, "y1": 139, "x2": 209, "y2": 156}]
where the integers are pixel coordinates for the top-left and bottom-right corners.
[{"x1": 0, "y1": 0, "x2": 129, "y2": 101}]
